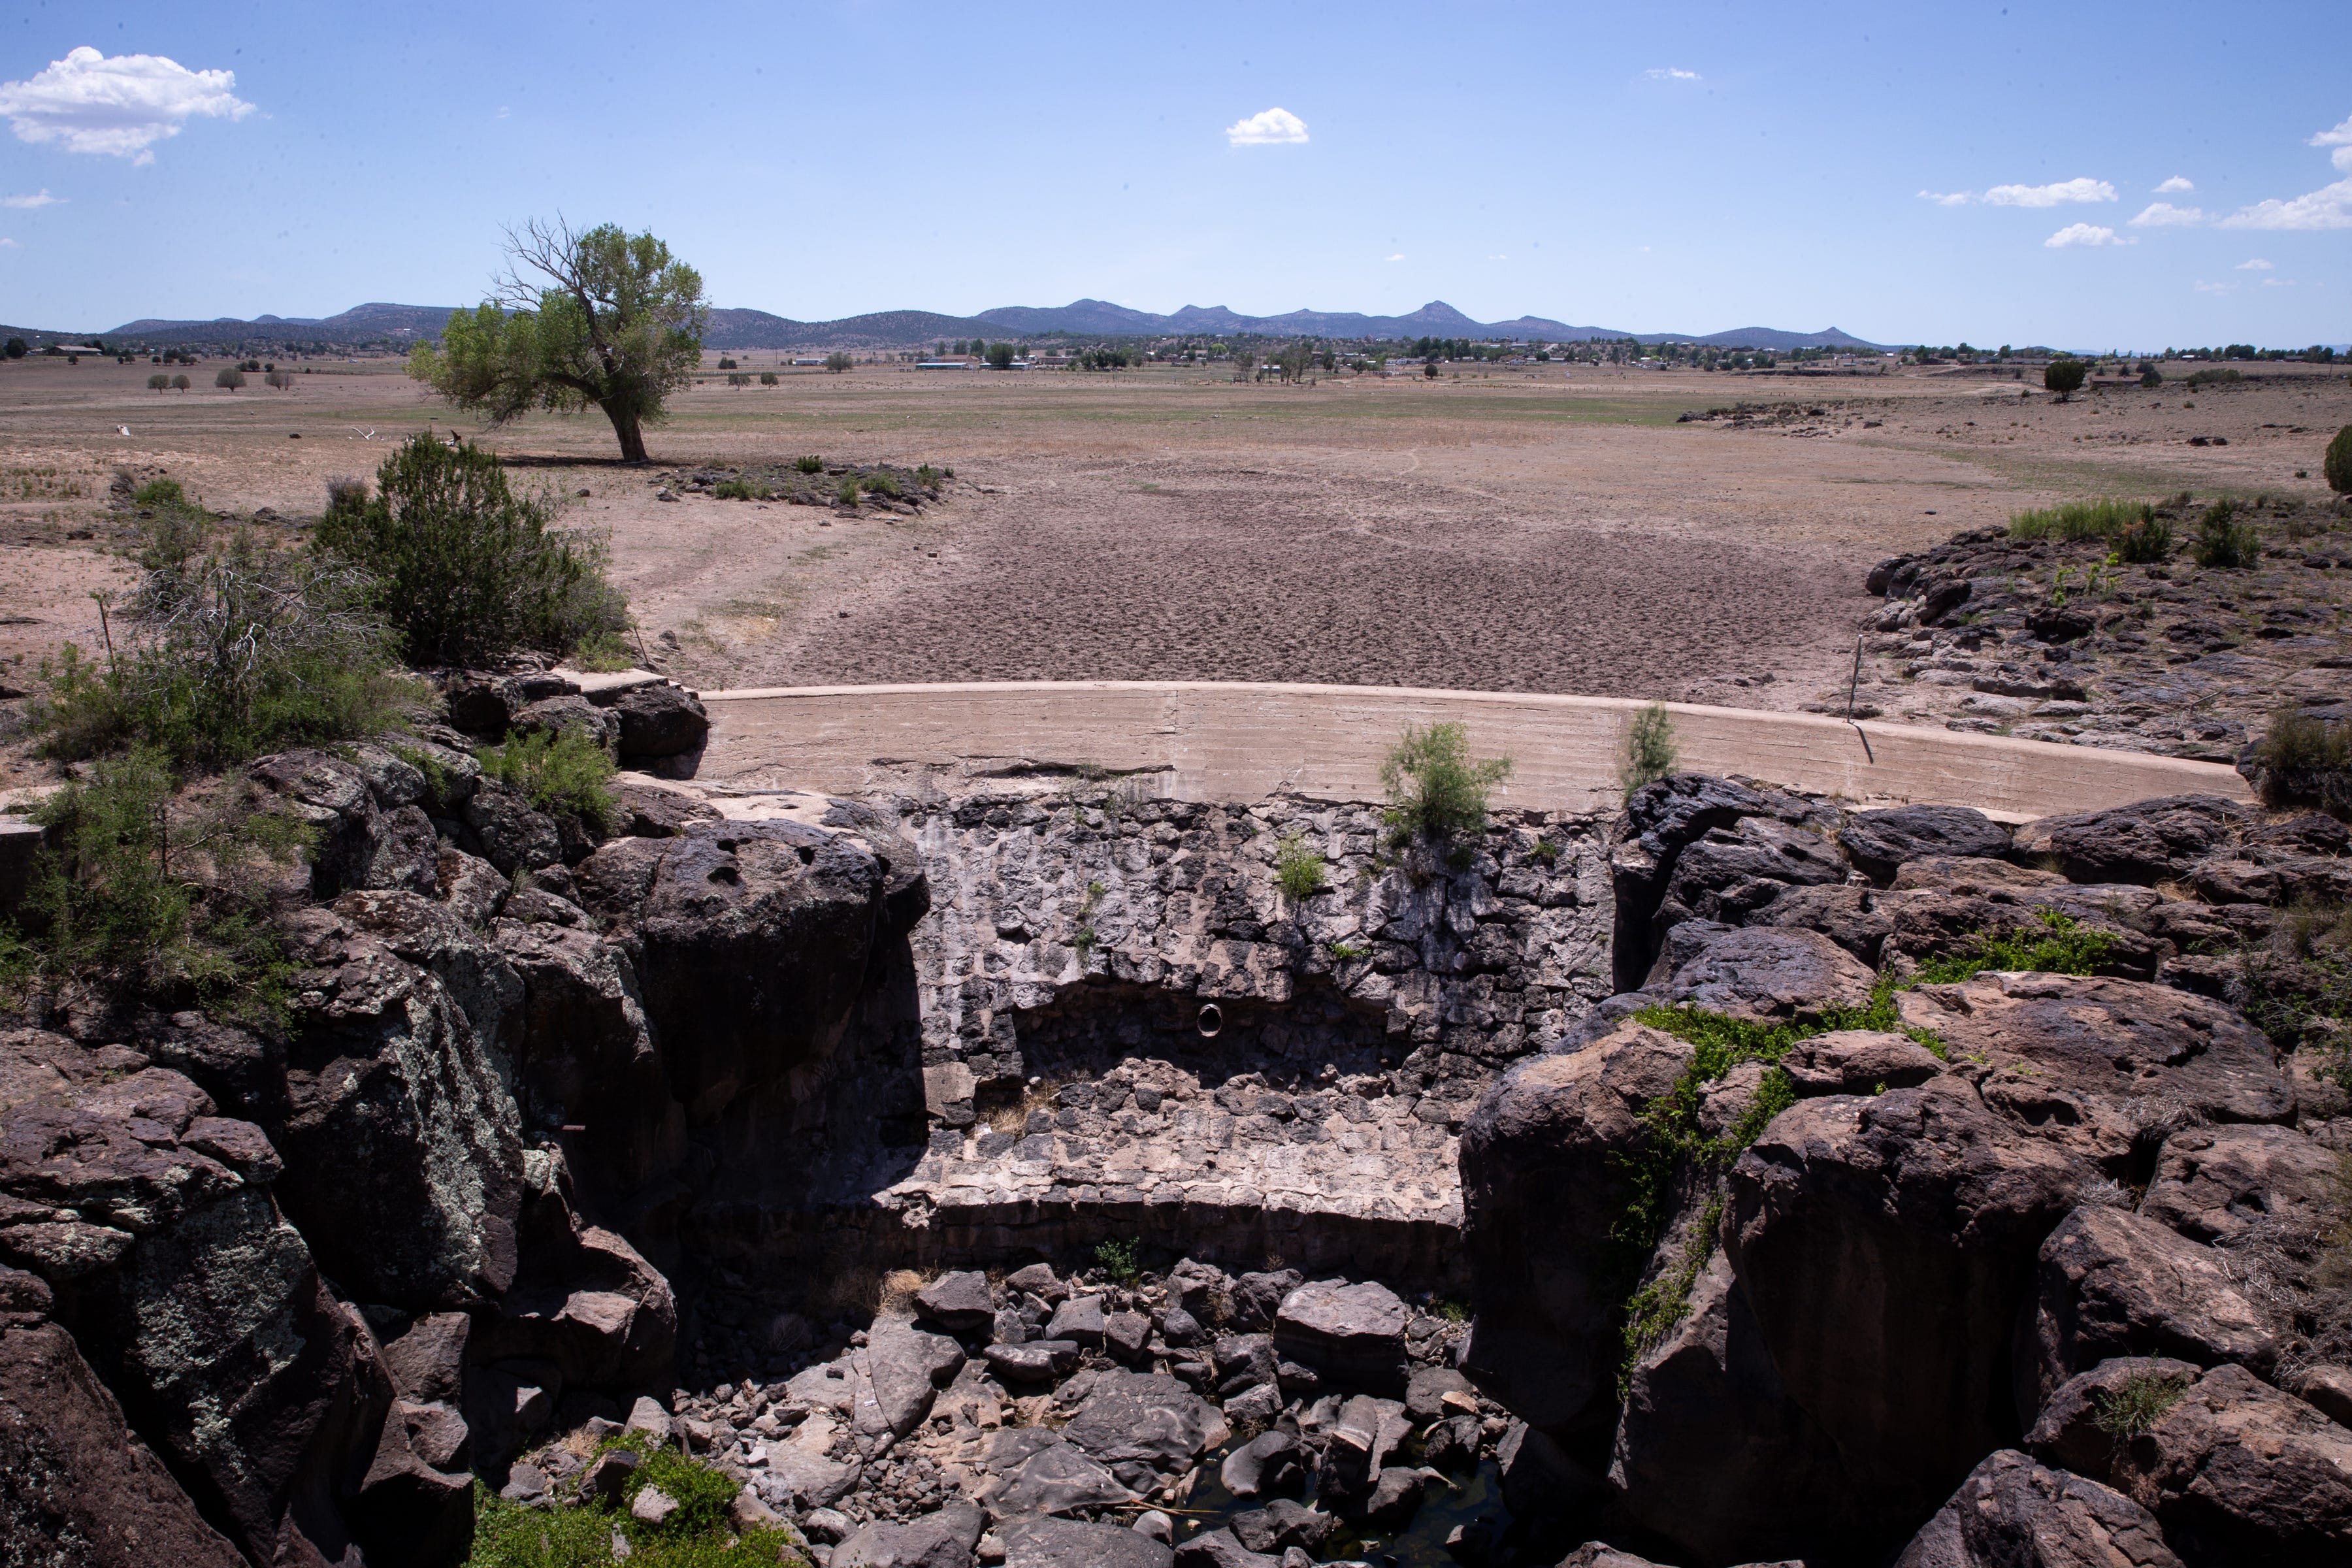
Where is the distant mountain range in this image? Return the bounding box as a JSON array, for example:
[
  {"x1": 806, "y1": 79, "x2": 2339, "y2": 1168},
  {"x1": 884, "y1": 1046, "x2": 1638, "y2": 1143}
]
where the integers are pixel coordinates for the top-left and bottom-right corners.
[{"x1": 1, "y1": 299, "x2": 1893, "y2": 353}]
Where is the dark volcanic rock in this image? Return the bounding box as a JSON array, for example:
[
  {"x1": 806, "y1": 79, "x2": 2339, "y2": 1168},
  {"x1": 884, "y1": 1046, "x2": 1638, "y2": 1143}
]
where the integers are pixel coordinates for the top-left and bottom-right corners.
[
  {"x1": 2120, "y1": 1363, "x2": 2352, "y2": 1566},
  {"x1": 2023, "y1": 1356, "x2": 2205, "y2": 1480},
  {"x1": 0, "y1": 1316, "x2": 247, "y2": 1568},
  {"x1": 2027, "y1": 1205, "x2": 2278, "y2": 1420},
  {"x1": 1722, "y1": 1080, "x2": 2082, "y2": 1552},
  {"x1": 2138, "y1": 1123, "x2": 2342, "y2": 1247},
  {"x1": 2010, "y1": 795, "x2": 2251, "y2": 885},
  {"x1": 998, "y1": 1514, "x2": 1173, "y2": 1568},
  {"x1": 1646, "y1": 922, "x2": 1879, "y2": 1019},
  {"x1": 915, "y1": 1269, "x2": 996, "y2": 1331},
  {"x1": 1272, "y1": 1279, "x2": 1410, "y2": 1395},
  {"x1": 1060, "y1": 1371, "x2": 1229, "y2": 1473},
  {"x1": 1897, "y1": 973, "x2": 2295, "y2": 1169},
  {"x1": 1838, "y1": 806, "x2": 2014, "y2": 884},
  {"x1": 612, "y1": 682, "x2": 710, "y2": 758},
  {"x1": 1891, "y1": 1448, "x2": 2181, "y2": 1568},
  {"x1": 1220, "y1": 1429, "x2": 1306, "y2": 1499},
  {"x1": 834, "y1": 1500, "x2": 984, "y2": 1568},
  {"x1": 1461, "y1": 1022, "x2": 1693, "y2": 1439}
]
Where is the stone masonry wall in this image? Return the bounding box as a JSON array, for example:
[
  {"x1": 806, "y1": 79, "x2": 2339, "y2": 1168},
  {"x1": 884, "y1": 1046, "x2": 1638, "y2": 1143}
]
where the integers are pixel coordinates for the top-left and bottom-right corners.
[{"x1": 857, "y1": 781, "x2": 1615, "y2": 1285}]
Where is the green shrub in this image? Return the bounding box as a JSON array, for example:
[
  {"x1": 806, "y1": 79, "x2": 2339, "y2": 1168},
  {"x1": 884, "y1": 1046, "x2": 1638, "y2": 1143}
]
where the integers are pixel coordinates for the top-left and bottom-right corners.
[
  {"x1": 131, "y1": 477, "x2": 188, "y2": 509},
  {"x1": 2115, "y1": 512, "x2": 2174, "y2": 563},
  {"x1": 465, "y1": 1430, "x2": 806, "y2": 1568},
  {"x1": 2006, "y1": 497, "x2": 2151, "y2": 544},
  {"x1": 1380, "y1": 722, "x2": 1512, "y2": 846},
  {"x1": 146, "y1": 372, "x2": 171, "y2": 391},
  {"x1": 2093, "y1": 1371, "x2": 2191, "y2": 1439},
  {"x1": 313, "y1": 434, "x2": 629, "y2": 664},
  {"x1": 35, "y1": 525, "x2": 400, "y2": 767},
  {"x1": 823, "y1": 352, "x2": 853, "y2": 373},
  {"x1": 794, "y1": 455, "x2": 823, "y2": 474},
  {"x1": 1622, "y1": 701, "x2": 1679, "y2": 801},
  {"x1": 915, "y1": 465, "x2": 941, "y2": 487},
  {"x1": 214, "y1": 367, "x2": 246, "y2": 391},
  {"x1": 1096, "y1": 1237, "x2": 1142, "y2": 1285},
  {"x1": 1275, "y1": 831, "x2": 1327, "y2": 903},
  {"x1": 2246, "y1": 710, "x2": 2351, "y2": 813},
  {"x1": 2189, "y1": 499, "x2": 2260, "y2": 568},
  {"x1": 2185, "y1": 367, "x2": 2241, "y2": 389},
  {"x1": 478, "y1": 729, "x2": 617, "y2": 830},
  {"x1": 864, "y1": 472, "x2": 902, "y2": 500},
  {"x1": 759, "y1": 372, "x2": 778, "y2": 387},
  {"x1": 2326, "y1": 425, "x2": 2352, "y2": 495},
  {"x1": 712, "y1": 479, "x2": 757, "y2": 500},
  {"x1": 570, "y1": 630, "x2": 638, "y2": 673},
  {"x1": 0, "y1": 746, "x2": 310, "y2": 1027},
  {"x1": 834, "y1": 476, "x2": 860, "y2": 506},
  {"x1": 2043, "y1": 359, "x2": 2087, "y2": 400}
]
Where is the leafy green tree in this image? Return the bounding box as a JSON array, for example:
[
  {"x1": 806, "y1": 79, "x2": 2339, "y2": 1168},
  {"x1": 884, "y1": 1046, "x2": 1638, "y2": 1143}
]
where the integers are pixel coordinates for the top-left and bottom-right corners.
[
  {"x1": 824, "y1": 351, "x2": 853, "y2": 373},
  {"x1": 3, "y1": 337, "x2": 25, "y2": 359},
  {"x1": 214, "y1": 367, "x2": 246, "y2": 391},
  {"x1": 2044, "y1": 359, "x2": 2088, "y2": 401},
  {"x1": 986, "y1": 341, "x2": 1015, "y2": 370},
  {"x1": 408, "y1": 219, "x2": 708, "y2": 463}
]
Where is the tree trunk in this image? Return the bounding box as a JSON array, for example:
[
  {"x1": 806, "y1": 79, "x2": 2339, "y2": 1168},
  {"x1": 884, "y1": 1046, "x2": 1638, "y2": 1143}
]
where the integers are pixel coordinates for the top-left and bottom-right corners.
[{"x1": 602, "y1": 402, "x2": 648, "y2": 463}]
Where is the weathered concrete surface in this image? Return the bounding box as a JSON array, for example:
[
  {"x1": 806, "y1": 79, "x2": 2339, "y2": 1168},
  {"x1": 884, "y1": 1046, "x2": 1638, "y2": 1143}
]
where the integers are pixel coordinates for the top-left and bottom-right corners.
[{"x1": 698, "y1": 681, "x2": 2252, "y2": 821}]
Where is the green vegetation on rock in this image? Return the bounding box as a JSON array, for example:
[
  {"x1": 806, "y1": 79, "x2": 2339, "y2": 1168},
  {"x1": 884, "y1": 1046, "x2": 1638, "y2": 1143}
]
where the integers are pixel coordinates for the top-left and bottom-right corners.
[
  {"x1": 1911, "y1": 909, "x2": 2116, "y2": 986},
  {"x1": 1621, "y1": 701, "x2": 1679, "y2": 802},
  {"x1": 466, "y1": 1431, "x2": 806, "y2": 1568},
  {"x1": 1275, "y1": 831, "x2": 1328, "y2": 904},
  {"x1": 1379, "y1": 722, "x2": 1512, "y2": 848},
  {"x1": 478, "y1": 728, "x2": 617, "y2": 832}
]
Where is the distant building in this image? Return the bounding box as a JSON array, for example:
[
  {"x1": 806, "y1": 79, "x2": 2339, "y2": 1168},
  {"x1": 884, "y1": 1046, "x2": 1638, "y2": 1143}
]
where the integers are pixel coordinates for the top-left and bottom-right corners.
[{"x1": 791, "y1": 357, "x2": 825, "y2": 366}]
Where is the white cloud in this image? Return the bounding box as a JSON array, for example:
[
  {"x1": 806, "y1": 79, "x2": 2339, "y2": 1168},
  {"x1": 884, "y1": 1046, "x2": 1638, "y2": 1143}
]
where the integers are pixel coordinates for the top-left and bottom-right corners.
[
  {"x1": 2193, "y1": 279, "x2": 2234, "y2": 293},
  {"x1": 1645, "y1": 67, "x2": 1700, "y2": 81},
  {"x1": 2045, "y1": 223, "x2": 2132, "y2": 248},
  {"x1": 1384, "y1": 253, "x2": 1405, "y2": 261},
  {"x1": 2217, "y1": 114, "x2": 2352, "y2": 229},
  {"x1": 1, "y1": 188, "x2": 61, "y2": 208},
  {"x1": 2154, "y1": 175, "x2": 2195, "y2": 193},
  {"x1": 0, "y1": 237, "x2": 16, "y2": 248},
  {"x1": 2237, "y1": 257, "x2": 2274, "y2": 270},
  {"x1": 0, "y1": 46, "x2": 253, "y2": 164},
  {"x1": 2130, "y1": 202, "x2": 2206, "y2": 227},
  {"x1": 1226, "y1": 106, "x2": 1307, "y2": 146},
  {"x1": 2262, "y1": 277, "x2": 2292, "y2": 287},
  {"x1": 1917, "y1": 189, "x2": 1972, "y2": 206},
  {"x1": 1985, "y1": 177, "x2": 2116, "y2": 207},
  {"x1": 2221, "y1": 177, "x2": 2352, "y2": 230},
  {"x1": 1486, "y1": 253, "x2": 1507, "y2": 260}
]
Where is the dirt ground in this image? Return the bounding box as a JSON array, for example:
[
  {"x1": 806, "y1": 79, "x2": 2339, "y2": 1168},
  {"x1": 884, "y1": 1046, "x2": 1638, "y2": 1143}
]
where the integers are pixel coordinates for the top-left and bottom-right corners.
[{"x1": 3, "y1": 353, "x2": 2346, "y2": 721}]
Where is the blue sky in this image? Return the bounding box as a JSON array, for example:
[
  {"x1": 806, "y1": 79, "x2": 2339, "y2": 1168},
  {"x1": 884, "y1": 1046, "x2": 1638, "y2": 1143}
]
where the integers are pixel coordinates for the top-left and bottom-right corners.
[{"x1": 0, "y1": 1, "x2": 2345, "y2": 348}]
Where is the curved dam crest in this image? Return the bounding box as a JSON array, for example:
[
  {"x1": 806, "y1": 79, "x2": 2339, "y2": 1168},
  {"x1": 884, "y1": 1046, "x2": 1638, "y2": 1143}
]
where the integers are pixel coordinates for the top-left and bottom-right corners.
[{"x1": 691, "y1": 679, "x2": 2252, "y2": 822}]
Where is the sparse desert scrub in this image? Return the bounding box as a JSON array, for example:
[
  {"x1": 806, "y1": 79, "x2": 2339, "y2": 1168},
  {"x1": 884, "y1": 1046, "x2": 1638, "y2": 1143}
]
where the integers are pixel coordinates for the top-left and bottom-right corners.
[
  {"x1": 2190, "y1": 498, "x2": 2261, "y2": 569},
  {"x1": 1380, "y1": 721, "x2": 1512, "y2": 849},
  {"x1": 1622, "y1": 700, "x2": 1678, "y2": 800},
  {"x1": 2006, "y1": 497, "x2": 2153, "y2": 544}
]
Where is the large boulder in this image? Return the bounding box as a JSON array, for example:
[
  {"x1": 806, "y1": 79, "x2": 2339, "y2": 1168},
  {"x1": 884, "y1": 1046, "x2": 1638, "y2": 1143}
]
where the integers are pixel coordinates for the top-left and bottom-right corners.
[
  {"x1": 1272, "y1": 1279, "x2": 1410, "y2": 1395},
  {"x1": 0, "y1": 1306, "x2": 247, "y2": 1568},
  {"x1": 2026, "y1": 1205, "x2": 2278, "y2": 1420},
  {"x1": 1892, "y1": 1449, "x2": 2181, "y2": 1568},
  {"x1": 612, "y1": 683, "x2": 710, "y2": 759},
  {"x1": 2138, "y1": 1123, "x2": 2342, "y2": 1249},
  {"x1": 834, "y1": 1501, "x2": 984, "y2": 1568},
  {"x1": 0, "y1": 1069, "x2": 387, "y2": 1564},
  {"x1": 1611, "y1": 1249, "x2": 1858, "y2": 1565},
  {"x1": 2114, "y1": 1363, "x2": 2352, "y2": 1565},
  {"x1": 2010, "y1": 795, "x2": 2250, "y2": 885},
  {"x1": 1610, "y1": 775, "x2": 1837, "y2": 990},
  {"x1": 1721, "y1": 1079, "x2": 2082, "y2": 1552},
  {"x1": 1645, "y1": 921, "x2": 1880, "y2": 1019},
  {"x1": 1059, "y1": 1371, "x2": 1230, "y2": 1474},
  {"x1": 1461, "y1": 1022, "x2": 1695, "y2": 1441},
  {"x1": 1838, "y1": 806, "x2": 2014, "y2": 885},
  {"x1": 270, "y1": 891, "x2": 526, "y2": 1311},
  {"x1": 1896, "y1": 973, "x2": 2295, "y2": 1171}
]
